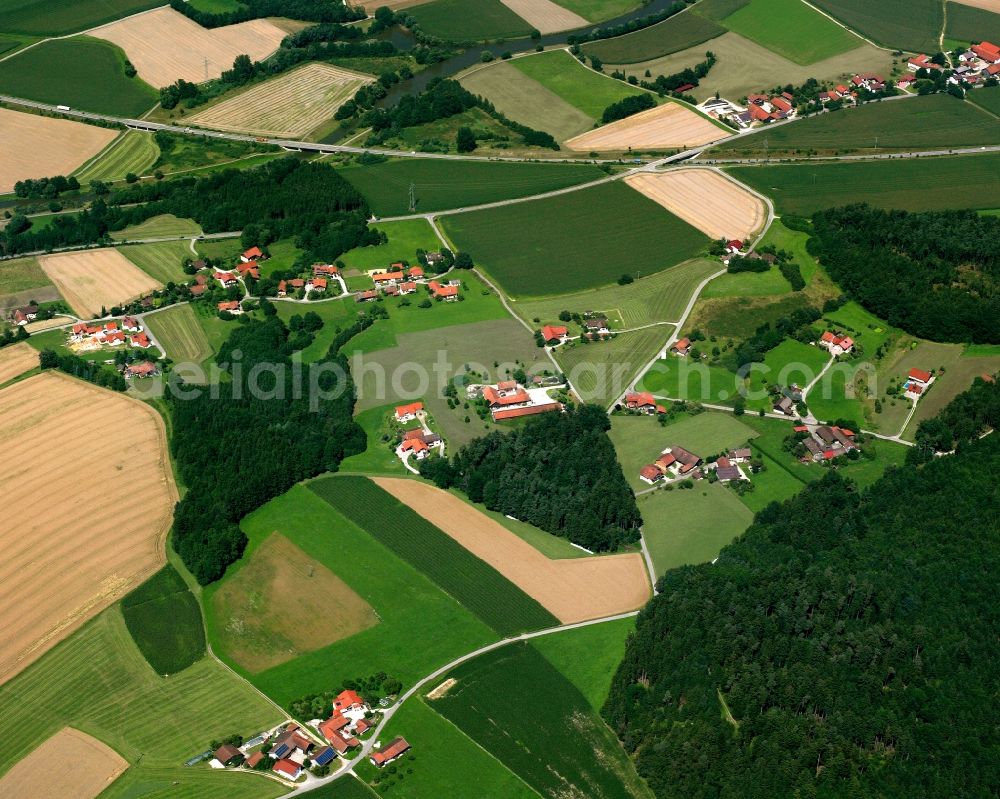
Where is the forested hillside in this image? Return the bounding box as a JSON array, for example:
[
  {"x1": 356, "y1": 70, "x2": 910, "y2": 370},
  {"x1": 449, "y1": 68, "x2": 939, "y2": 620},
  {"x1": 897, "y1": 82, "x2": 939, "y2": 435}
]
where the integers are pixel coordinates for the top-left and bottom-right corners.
[
  {"x1": 809, "y1": 205, "x2": 1000, "y2": 343},
  {"x1": 604, "y1": 378, "x2": 1000, "y2": 797},
  {"x1": 421, "y1": 405, "x2": 642, "y2": 551}
]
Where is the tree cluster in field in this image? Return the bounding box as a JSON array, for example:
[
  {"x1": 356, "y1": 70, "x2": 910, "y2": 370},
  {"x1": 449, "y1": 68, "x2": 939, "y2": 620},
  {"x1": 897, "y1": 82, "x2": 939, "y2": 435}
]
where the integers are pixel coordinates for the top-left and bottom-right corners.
[
  {"x1": 911, "y1": 374, "x2": 1000, "y2": 457},
  {"x1": 1, "y1": 325, "x2": 30, "y2": 349},
  {"x1": 727, "y1": 246, "x2": 804, "y2": 290},
  {"x1": 607, "y1": 375, "x2": 1000, "y2": 797},
  {"x1": 2, "y1": 159, "x2": 378, "y2": 264},
  {"x1": 170, "y1": 312, "x2": 377, "y2": 584},
  {"x1": 419, "y1": 405, "x2": 642, "y2": 551},
  {"x1": 351, "y1": 77, "x2": 558, "y2": 150},
  {"x1": 601, "y1": 93, "x2": 655, "y2": 124},
  {"x1": 809, "y1": 204, "x2": 1000, "y2": 343},
  {"x1": 568, "y1": 1, "x2": 691, "y2": 45},
  {"x1": 13, "y1": 174, "x2": 80, "y2": 199},
  {"x1": 725, "y1": 306, "x2": 821, "y2": 371},
  {"x1": 39, "y1": 348, "x2": 128, "y2": 391},
  {"x1": 168, "y1": 0, "x2": 365, "y2": 28},
  {"x1": 637, "y1": 52, "x2": 715, "y2": 99}
]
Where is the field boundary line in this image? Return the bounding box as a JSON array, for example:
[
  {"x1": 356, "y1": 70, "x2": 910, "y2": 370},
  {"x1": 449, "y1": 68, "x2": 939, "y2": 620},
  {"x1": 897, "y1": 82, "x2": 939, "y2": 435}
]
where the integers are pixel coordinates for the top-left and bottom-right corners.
[{"x1": 73, "y1": 129, "x2": 130, "y2": 177}]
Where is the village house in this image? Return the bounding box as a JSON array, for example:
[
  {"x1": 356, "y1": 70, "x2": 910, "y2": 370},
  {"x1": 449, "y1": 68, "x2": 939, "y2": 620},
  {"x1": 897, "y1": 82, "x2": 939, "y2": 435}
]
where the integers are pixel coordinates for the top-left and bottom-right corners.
[
  {"x1": 666, "y1": 446, "x2": 701, "y2": 475},
  {"x1": 121, "y1": 316, "x2": 140, "y2": 332},
  {"x1": 373, "y1": 270, "x2": 405, "y2": 287},
  {"x1": 729, "y1": 447, "x2": 752, "y2": 463},
  {"x1": 371, "y1": 737, "x2": 411, "y2": 768},
  {"x1": 671, "y1": 337, "x2": 691, "y2": 357},
  {"x1": 395, "y1": 401, "x2": 423, "y2": 422},
  {"x1": 904, "y1": 367, "x2": 933, "y2": 400},
  {"x1": 408, "y1": 265, "x2": 424, "y2": 279},
  {"x1": 399, "y1": 280, "x2": 418, "y2": 295},
  {"x1": 130, "y1": 332, "x2": 151, "y2": 348},
  {"x1": 103, "y1": 331, "x2": 126, "y2": 346},
  {"x1": 540, "y1": 324, "x2": 569, "y2": 344},
  {"x1": 241, "y1": 246, "x2": 265, "y2": 262},
  {"x1": 12, "y1": 306, "x2": 39, "y2": 325},
  {"x1": 908, "y1": 54, "x2": 939, "y2": 72},
  {"x1": 714, "y1": 456, "x2": 742, "y2": 482},
  {"x1": 384, "y1": 284, "x2": 400, "y2": 297},
  {"x1": 425, "y1": 252, "x2": 444, "y2": 269},
  {"x1": 583, "y1": 317, "x2": 609, "y2": 336},
  {"x1": 819, "y1": 331, "x2": 854, "y2": 356},
  {"x1": 213, "y1": 744, "x2": 243, "y2": 767},
  {"x1": 306, "y1": 277, "x2": 327, "y2": 293},
  {"x1": 215, "y1": 271, "x2": 238, "y2": 288},
  {"x1": 272, "y1": 759, "x2": 301, "y2": 780},
  {"x1": 124, "y1": 361, "x2": 158, "y2": 379},
  {"x1": 270, "y1": 727, "x2": 313, "y2": 761},
  {"x1": 428, "y1": 280, "x2": 459, "y2": 301},
  {"x1": 400, "y1": 435, "x2": 431, "y2": 460},
  {"x1": 218, "y1": 300, "x2": 242, "y2": 314},
  {"x1": 624, "y1": 391, "x2": 664, "y2": 414},
  {"x1": 639, "y1": 464, "x2": 664, "y2": 485},
  {"x1": 482, "y1": 380, "x2": 562, "y2": 421},
  {"x1": 356, "y1": 289, "x2": 378, "y2": 303},
  {"x1": 773, "y1": 396, "x2": 795, "y2": 415},
  {"x1": 190, "y1": 283, "x2": 207, "y2": 297},
  {"x1": 725, "y1": 239, "x2": 744, "y2": 255},
  {"x1": 245, "y1": 752, "x2": 265, "y2": 769},
  {"x1": 277, "y1": 280, "x2": 288, "y2": 297},
  {"x1": 313, "y1": 264, "x2": 339, "y2": 277}
]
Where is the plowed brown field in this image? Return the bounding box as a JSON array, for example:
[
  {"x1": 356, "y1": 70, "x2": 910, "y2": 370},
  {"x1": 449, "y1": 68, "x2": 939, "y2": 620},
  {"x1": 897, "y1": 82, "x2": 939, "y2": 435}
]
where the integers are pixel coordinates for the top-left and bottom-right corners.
[
  {"x1": 0, "y1": 109, "x2": 117, "y2": 194},
  {"x1": 625, "y1": 168, "x2": 767, "y2": 241},
  {"x1": 91, "y1": 8, "x2": 287, "y2": 87},
  {"x1": 0, "y1": 728, "x2": 128, "y2": 798},
  {"x1": 190, "y1": 62, "x2": 372, "y2": 138},
  {"x1": 0, "y1": 342, "x2": 38, "y2": 385},
  {"x1": 0, "y1": 372, "x2": 176, "y2": 685},
  {"x1": 39, "y1": 248, "x2": 161, "y2": 318},
  {"x1": 500, "y1": 0, "x2": 588, "y2": 33},
  {"x1": 566, "y1": 100, "x2": 727, "y2": 151},
  {"x1": 372, "y1": 478, "x2": 650, "y2": 623}
]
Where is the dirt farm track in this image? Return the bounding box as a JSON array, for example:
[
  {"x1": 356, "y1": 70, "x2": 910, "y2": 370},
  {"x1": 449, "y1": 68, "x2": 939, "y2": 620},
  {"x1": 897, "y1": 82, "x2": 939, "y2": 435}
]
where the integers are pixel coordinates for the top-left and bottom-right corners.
[
  {"x1": 566, "y1": 101, "x2": 728, "y2": 151},
  {"x1": 0, "y1": 727, "x2": 128, "y2": 799},
  {"x1": 0, "y1": 108, "x2": 116, "y2": 195},
  {"x1": 373, "y1": 478, "x2": 651, "y2": 623},
  {"x1": 0, "y1": 372, "x2": 177, "y2": 686},
  {"x1": 626, "y1": 168, "x2": 767, "y2": 241}
]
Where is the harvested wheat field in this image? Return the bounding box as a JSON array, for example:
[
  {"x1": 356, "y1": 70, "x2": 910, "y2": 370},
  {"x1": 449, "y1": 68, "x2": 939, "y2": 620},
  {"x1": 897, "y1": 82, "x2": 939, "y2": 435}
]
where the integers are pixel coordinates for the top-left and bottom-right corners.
[
  {"x1": 0, "y1": 372, "x2": 176, "y2": 685},
  {"x1": 39, "y1": 248, "x2": 161, "y2": 318},
  {"x1": 91, "y1": 7, "x2": 287, "y2": 87},
  {"x1": 951, "y1": 0, "x2": 1000, "y2": 9},
  {"x1": 566, "y1": 101, "x2": 727, "y2": 151},
  {"x1": 501, "y1": 0, "x2": 588, "y2": 33},
  {"x1": 626, "y1": 168, "x2": 767, "y2": 241},
  {"x1": 0, "y1": 109, "x2": 117, "y2": 194},
  {"x1": 24, "y1": 316, "x2": 73, "y2": 335},
  {"x1": 0, "y1": 727, "x2": 128, "y2": 798},
  {"x1": 0, "y1": 342, "x2": 38, "y2": 385},
  {"x1": 373, "y1": 478, "x2": 650, "y2": 623},
  {"x1": 212, "y1": 533, "x2": 379, "y2": 672},
  {"x1": 190, "y1": 62, "x2": 372, "y2": 138}
]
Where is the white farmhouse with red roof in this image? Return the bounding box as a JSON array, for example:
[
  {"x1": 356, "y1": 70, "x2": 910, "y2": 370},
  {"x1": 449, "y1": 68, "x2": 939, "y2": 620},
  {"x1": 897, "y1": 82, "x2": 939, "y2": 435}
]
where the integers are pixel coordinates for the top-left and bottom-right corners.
[
  {"x1": 481, "y1": 379, "x2": 562, "y2": 421},
  {"x1": 904, "y1": 368, "x2": 934, "y2": 400},
  {"x1": 819, "y1": 331, "x2": 854, "y2": 356},
  {"x1": 395, "y1": 401, "x2": 423, "y2": 422}
]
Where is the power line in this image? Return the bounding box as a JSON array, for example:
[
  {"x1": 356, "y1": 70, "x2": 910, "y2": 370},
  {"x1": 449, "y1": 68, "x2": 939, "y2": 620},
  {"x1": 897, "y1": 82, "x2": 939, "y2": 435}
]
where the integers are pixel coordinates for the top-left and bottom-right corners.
[{"x1": 408, "y1": 182, "x2": 416, "y2": 212}]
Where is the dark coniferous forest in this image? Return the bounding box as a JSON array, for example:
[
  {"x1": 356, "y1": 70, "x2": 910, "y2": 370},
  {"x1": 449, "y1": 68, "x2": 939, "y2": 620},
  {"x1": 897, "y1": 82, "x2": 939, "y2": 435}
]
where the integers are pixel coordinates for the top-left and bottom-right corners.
[
  {"x1": 604, "y1": 377, "x2": 1000, "y2": 798},
  {"x1": 169, "y1": 313, "x2": 374, "y2": 584},
  {"x1": 423, "y1": 405, "x2": 642, "y2": 551},
  {"x1": 809, "y1": 205, "x2": 1000, "y2": 343}
]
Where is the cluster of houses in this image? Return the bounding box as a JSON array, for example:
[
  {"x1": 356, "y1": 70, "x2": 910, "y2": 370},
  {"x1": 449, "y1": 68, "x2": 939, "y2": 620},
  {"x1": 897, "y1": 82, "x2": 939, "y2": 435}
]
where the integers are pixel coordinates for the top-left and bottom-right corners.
[
  {"x1": 473, "y1": 379, "x2": 564, "y2": 421},
  {"x1": 909, "y1": 42, "x2": 1000, "y2": 88},
  {"x1": 639, "y1": 444, "x2": 752, "y2": 485},
  {"x1": 623, "y1": 391, "x2": 666, "y2": 415},
  {"x1": 792, "y1": 423, "x2": 858, "y2": 462},
  {"x1": 208, "y1": 689, "x2": 412, "y2": 784},
  {"x1": 538, "y1": 317, "x2": 611, "y2": 346},
  {"x1": 819, "y1": 330, "x2": 855, "y2": 356},
  {"x1": 903, "y1": 367, "x2": 934, "y2": 401},
  {"x1": 70, "y1": 316, "x2": 152, "y2": 351},
  {"x1": 357, "y1": 262, "x2": 461, "y2": 304},
  {"x1": 276, "y1": 263, "x2": 344, "y2": 298},
  {"x1": 393, "y1": 401, "x2": 444, "y2": 464}
]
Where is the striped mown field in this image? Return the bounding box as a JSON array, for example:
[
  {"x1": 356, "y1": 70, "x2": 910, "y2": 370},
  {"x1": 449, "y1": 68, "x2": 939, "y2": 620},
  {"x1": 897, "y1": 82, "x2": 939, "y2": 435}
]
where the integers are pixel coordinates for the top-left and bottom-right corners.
[
  {"x1": 119, "y1": 239, "x2": 193, "y2": 284},
  {"x1": 144, "y1": 304, "x2": 212, "y2": 364},
  {"x1": 190, "y1": 62, "x2": 372, "y2": 138},
  {"x1": 75, "y1": 130, "x2": 159, "y2": 183}
]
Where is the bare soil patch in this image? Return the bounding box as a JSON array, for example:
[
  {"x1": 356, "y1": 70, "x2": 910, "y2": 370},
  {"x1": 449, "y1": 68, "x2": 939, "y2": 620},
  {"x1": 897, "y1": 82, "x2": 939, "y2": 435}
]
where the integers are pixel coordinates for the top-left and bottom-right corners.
[
  {"x1": 0, "y1": 727, "x2": 128, "y2": 798},
  {"x1": 425, "y1": 677, "x2": 457, "y2": 699},
  {"x1": 0, "y1": 342, "x2": 38, "y2": 385},
  {"x1": 39, "y1": 248, "x2": 161, "y2": 318},
  {"x1": 0, "y1": 372, "x2": 176, "y2": 685},
  {"x1": 373, "y1": 478, "x2": 650, "y2": 623},
  {"x1": 190, "y1": 62, "x2": 372, "y2": 138},
  {"x1": 625, "y1": 168, "x2": 766, "y2": 241},
  {"x1": 950, "y1": 0, "x2": 1000, "y2": 10},
  {"x1": 566, "y1": 101, "x2": 727, "y2": 151},
  {"x1": 212, "y1": 532, "x2": 379, "y2": 673},
  {"x1": 0, "y1": 108, "x2": 116, "y2": 194},
  {"x1": 91, "y1": 7, "x2": 287, "y2": 87},
  {"x1": 500, "y1": 0, "x2": 588, "y2": 33}
]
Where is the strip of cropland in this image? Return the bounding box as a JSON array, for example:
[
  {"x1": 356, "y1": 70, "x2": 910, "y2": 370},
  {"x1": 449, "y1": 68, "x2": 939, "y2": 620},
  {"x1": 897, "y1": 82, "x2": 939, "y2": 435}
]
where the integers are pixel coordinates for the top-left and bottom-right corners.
[
  {"x1": 339, "y1": 158, "x2": 607, "y2": 216},
  {"x1": 0, "y1": 727, "x2": 127, "y2": 799},
  {"x1": 143, "y1": 304, "x2": 213, "y2": 363},
  {"x1": 406, "y1": 0, "x2": 534, "y2": 40},
  {"x1": 1, "y1": 0, "x2": 163, "y2": 36},
  {"x1": 714, "y1": 95, "x2": 1000, "y2": 157},
  {"x1": 582, "y1": 10, "x2": 726, "y2": 62},
  {"x1": 719, "y1": 0, "x2": 862, "y2": 64},
  {"x1": 0, "y1": 371, "x2": 176, "y2": 686},
  {"x1": 74, "y1": 130, "x2": 159, "y2": 183},
  {"x1": 947, "y1": 2, "x2": 1000, "y2": 43},
  {"x1": 310, "y1": 476, "x2": 559, "y2": 635},
  {"x1": 565, "y1": 101, "x2": 728, "y2": 152},
  {"x1": 428, "y1": 643, "x2": 654, "y2": 799},
  {"x1": 609, "y1": 30, "x2": 891, "y2": 104},
  {"x1": 214, "y1": 483, "x2": 497, "y2": 703},
  {"x1": 371, "y1": 478, "x2": 650, "y2": 623},
  {"x1": 39, "y1": 248, "x2": 162, "y2": 317},
  {"x1": 0, "y1": 342, "x2": 39, "y2": 386},
  {"x1": 806, "y1": 0, "x2": 941, "y2": 51},
  {"x1": 190, "y1": 63, "x2": 372, "y2": 138},
  {"x1": 725, "y1": 154, "x2": 1000, "y2": 215},
  {"x1": 0, "y1": 108, "x2": 118, "y2": 194},
  {"x1": 0, "y1": 37, "x2": 158, "y2": 116},
  {"x1": 499, "y1": 0, "x2": 588, "y2": 34},
  {"x1": 441, "y1": 180, "x2": 709, "y2": 297}
]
